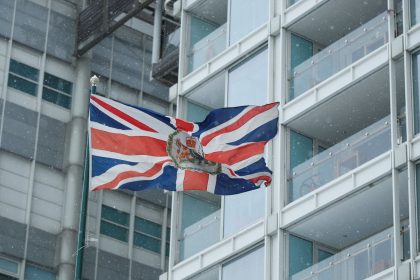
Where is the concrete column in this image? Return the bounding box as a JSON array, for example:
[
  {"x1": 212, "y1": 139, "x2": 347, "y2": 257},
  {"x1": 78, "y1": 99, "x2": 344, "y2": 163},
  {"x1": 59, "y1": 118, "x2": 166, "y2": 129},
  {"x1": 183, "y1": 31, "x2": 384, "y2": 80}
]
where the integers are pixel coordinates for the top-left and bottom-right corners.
[{"x1": 58, "y1": 55, "x2": 91, "y2": 280}]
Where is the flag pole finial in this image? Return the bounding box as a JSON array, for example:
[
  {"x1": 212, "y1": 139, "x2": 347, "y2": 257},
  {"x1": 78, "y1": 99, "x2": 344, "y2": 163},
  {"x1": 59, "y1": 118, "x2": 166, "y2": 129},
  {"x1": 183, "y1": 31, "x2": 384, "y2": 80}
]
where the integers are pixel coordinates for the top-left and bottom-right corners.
[
  {"x1": 90, "y1": 75, "x2": 99, "y2": 86},
  {"x1": 90, "y1": 75, "x2": 99, "y2": 95}
]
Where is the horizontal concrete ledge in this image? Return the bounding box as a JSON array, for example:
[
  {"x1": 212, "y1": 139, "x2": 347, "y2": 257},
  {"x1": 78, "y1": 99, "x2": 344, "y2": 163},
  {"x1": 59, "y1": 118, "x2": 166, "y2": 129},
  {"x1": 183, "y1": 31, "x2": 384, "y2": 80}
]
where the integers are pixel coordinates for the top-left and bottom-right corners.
[
  {"x1": 281, "y1": 45, "x2": 389, "y2": 124},
  {"x1": 281, "y1": 152, "x2": 392, "y2": 228},
  {"x1": 172, "y1": 219, "x2": 264, "y2": 280}
]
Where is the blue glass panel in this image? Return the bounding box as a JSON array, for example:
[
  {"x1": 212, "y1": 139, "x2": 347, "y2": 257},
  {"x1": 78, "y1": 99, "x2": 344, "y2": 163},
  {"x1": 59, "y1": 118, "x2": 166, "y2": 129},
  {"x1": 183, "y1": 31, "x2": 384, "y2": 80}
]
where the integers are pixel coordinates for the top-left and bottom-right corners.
[
  {"x1": 411, "y1": 0, "x2": 420, "y2": 26},
  {"x1": 222, "y1": 246, "x2": 264, "y2": 280},
  {"x1": 9, "y1": 60, "x2": 39, "y2": 81},
  {"x1": 134, "y1": 217, "x2": 162, "y2": 238},
  {"x1": 289, "y1": 235, "x2": 313, "y2": 277},
  {"x1": 100, "y1": 221, "x2": 128, "y2": 242},
  {"x1": 318, "y1": 249, "x2": 333, "y2": 262},
  {"x1": 8, "y1": 74, "x2": 37, "y2": 96},
  {"x1": 290, "y1": 34, "x2": 313, "y2": 100},
  {"x1": 229, "y1": 0, "x2": 268, "y2": 45},
  {"x1": 186, "y1": 102, "x2": 210, "y2": 122},
  {"x1": 413, "y1": 52, "x2": 420, "y2": 135},
  {"x1": 43, "y1": 73, "x2": 72, "y2": 94},
  {"x1": 101, "y1": 205, "x2": 130, "y2": 226},
  {"x1": 133, "y1": 232, "x2": 161, "y2": 253},
  {"x1": 42, "y1": 88, "x2": 71, "y2": 109},
  {"x1": 24, "y1": 265, "x2": 55, "y2": 280},
  {"x1": 0, "y1": 258, "x2": 18, "y2": 274},
  {"x1": 290, "y1": 131, "x2": 313, "y2": 170},
  {"x1": 417, "y1": 164, "x2": 420, "y2": 251}
]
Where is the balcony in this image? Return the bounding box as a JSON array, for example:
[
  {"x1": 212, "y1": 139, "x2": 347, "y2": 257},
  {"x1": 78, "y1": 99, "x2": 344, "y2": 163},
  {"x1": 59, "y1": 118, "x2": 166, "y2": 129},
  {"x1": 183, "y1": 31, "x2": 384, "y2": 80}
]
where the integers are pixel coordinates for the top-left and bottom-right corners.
[
  {"x1": 287, "y1": 170, "x2": 409, "y2": 280},
  {"x1": 180, "y1": 210, "x2": 220, "y2": 260},
  {"x1": 291, "y1": 228, "x2": 394, "y2": 280},
  {"x1": 187, "y1": 23, "x2": 227, "y2": 74},
  {"x1": 290, "y1": 11, "x2": 388, "y2": 100},
  {"x1": 288, "y1": 116, "x2": 391, "y2": 203}
]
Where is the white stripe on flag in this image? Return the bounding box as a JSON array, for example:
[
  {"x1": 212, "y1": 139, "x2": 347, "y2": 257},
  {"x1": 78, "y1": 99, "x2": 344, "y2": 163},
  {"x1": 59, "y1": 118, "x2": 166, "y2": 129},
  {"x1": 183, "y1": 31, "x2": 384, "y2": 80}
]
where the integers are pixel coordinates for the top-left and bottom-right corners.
[
  {"x1": 176, "y1": 169, "x2": 185, "y2": 191},
  {"x1": 207, "y1": 175, "x2": 217, "y2": 194}
]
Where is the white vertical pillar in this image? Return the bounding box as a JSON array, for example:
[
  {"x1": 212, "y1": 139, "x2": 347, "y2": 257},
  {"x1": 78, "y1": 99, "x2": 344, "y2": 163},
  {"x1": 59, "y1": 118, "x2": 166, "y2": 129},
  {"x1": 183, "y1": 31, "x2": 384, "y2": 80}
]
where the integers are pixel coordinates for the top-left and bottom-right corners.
[
  {"x1": 402, "y1": 0, "x2": 418, "y2": 278},
  {"x1": 387, "y1": 0, "x2": 403, "y2": 273},
  {"x1": 58, "y1": 54, "x2": 91, "y2": 280}
]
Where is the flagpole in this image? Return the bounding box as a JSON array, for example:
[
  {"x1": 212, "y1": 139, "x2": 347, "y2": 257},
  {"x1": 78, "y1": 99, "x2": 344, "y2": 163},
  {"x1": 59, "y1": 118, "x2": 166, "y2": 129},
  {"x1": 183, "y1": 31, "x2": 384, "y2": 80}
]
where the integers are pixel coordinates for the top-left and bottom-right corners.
[{"x1": 74, "y1": 75, "x2": 98, "y2": 280}]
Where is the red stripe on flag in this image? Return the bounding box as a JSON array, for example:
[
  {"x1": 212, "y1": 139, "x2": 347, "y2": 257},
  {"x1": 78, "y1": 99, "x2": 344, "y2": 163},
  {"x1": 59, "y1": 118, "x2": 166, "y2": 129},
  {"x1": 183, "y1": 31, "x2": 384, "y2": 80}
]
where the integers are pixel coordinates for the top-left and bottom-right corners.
[
  {"x1": 175, "y1": 118, "x2": 195, "y2": 132},
  {"x1": 201, "y1": 102, "x2": 279, "y2": 146},
  {"x1": 91, "y1": 95, "x2": 157, "y2": 132},
  {"x1": 91, "y1": 128, "x2": 167, "y2": 156},
  {"x1": 205, "y1": 142, "x2": 266, "y2": 165},
  {"x1": 183, "y1": 170, "x2": 209, "y2": 191},
  {"x1": 249, "y1": 175, "x2": 272, "y2": 186},
  {"x1": 93, "y1": 160, "x2": 171, "y2": 191}
]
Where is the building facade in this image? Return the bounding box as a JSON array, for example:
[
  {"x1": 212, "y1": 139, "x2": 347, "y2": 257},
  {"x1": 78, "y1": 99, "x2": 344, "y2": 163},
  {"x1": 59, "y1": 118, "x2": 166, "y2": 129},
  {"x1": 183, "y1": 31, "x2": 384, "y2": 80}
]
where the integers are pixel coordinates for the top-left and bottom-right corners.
[
  {"x1": 163, "y1": 0, "x2": 420, "y2": 279},
  {"x1": 0, "y1": 0, "x2": 175, "y2": 279}
]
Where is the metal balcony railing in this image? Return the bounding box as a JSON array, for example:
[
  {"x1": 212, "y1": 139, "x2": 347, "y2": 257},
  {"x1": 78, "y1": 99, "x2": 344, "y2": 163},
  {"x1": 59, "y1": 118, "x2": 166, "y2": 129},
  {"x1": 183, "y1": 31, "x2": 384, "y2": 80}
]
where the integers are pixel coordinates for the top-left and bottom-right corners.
[
  {"x1": 187, "y1": 23, "x2": 227, "y2": 74},
  {"x1": 290, "y1": 11, "x2": 388, "y2": 100},
  {"x1": 291, "y1": 228, "x2": 394, "y2": 280},
  {"x1": 288, "y1": 116, "x2": 391, "y2": 202}
]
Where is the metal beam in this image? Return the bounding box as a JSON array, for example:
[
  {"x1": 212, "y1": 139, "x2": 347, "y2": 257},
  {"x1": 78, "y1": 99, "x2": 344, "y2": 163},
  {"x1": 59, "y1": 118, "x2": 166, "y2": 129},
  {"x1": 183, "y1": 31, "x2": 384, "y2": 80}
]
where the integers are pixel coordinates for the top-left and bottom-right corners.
[{"x1": 76, "y1": 0, "x2": 154, "y2": 57}]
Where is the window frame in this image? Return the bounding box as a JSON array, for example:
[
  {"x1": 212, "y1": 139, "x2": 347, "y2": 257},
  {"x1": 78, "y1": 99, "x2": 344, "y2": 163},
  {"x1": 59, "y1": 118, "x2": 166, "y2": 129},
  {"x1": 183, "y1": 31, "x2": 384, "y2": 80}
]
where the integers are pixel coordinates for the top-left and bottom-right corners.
[
  {"x1": 100, "y1": 204, "x2": 130, "y2": 243},
  {"x1": 7, "y1": 59, "x2": 39, "y2": 97},
  {"x1": 42, "y1": 72, "x2": 73, "y2": 109}
]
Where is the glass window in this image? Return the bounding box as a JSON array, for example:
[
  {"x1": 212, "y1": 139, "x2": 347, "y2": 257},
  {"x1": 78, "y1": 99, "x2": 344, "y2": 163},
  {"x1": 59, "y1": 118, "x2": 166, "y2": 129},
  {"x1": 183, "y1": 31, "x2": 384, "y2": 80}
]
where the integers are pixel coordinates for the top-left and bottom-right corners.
[
  {"x1": 318, "y1": 249, "x2": 333, "y2": 262},
  {"x1": 411, "y1": 0, "x2": 420, "y2": 27},
  {"x1": 187, "y1": 102, "x2": 210, "y2": 123},
  {"x1": 100, "y1": 205, "x2": 129, "y2": 242},
  {"x1": 289, "y1": 235, "x2": 313, "y2": 278},
  {"x1": 179, "y1": 193, "x2": 221, "y2": 261},
  {"x1": 222, "y1": 246, "x2": 264, "y2": 280},
  {"x1": 133, "y1": 217, "x2": 162, "y2": 253},
  {"x1": 229, "y1": 0, "x2": 268, "y2": 45},
  {"x1": 0, "y1": 274, "x2": 18, "y2": 280},
  {"x1": 416, "y1": 164, "x2": 420, "y2": 251},
  {"x1": 187, "y1": 14, "x2": 226, "y2": 74},
  {"x1": 288, "y1": 131, "x2": 313, "y2": 202},
  {"x1": 8, "y1": 60, "x2": 39, "y2": 96},
  {"x1": 413, "y1": 52, "x2": 420, "y2": 135},
  {"x1": 227, "y1": 48, "x2": 268, "y2": 106},
  {"x1": 289, "y1": 34, "x2": 313, "y2": 100},
  {"x1": 0, "y1": 257, "x2": 18, "y2": 275},
  {"x1": 188, "y1": 266, "x2": 219, "y2": 280},
  {"x1": 224, "y1": 48, "x2": 268, "y2": 236},
  {"x1": 24, "y1": 265, "x2": 55, "y2": 280},
  {"x1": 42, "y1": 73, "x2": 72, "y2": 109}
]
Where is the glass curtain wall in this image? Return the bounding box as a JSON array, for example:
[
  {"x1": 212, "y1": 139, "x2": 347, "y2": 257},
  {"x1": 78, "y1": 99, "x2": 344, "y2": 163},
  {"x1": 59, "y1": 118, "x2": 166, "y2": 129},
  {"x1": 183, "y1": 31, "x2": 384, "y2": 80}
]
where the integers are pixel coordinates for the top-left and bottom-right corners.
[
  {"x1": 224, "y1": 48, "x2": 268, "y2": 237},
  {"x1": 179, "y1": 47, "x2": 269, "y2": 261},
  {"x1": 185, "y1": 0, "x2": 268, "y2": 75},
  {"x1": 228, "y1": 0, "x2": 268, "y2": 45},
  {"x1": 413, "y1": 51, "x2": 420, "y2": 135},
  {"x1": 187, "y1": 245, "x2": 265, "y2": 280},
  {"x1": 411, "y1": 0, "x2": 420, "y2": 26},
  {"x1": 289, "y1": 34, "x2": 313, "y2": 100},
  {"x1": 179, "y1": 79, "x2": 224, "y2": 261}
]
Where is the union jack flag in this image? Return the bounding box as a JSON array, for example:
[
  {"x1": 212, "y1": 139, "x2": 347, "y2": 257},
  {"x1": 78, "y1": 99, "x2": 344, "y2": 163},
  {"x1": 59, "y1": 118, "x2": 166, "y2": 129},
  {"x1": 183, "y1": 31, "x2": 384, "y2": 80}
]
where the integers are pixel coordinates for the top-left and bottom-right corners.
[{"x1": 89, "y1": 94, "x2": 279, "y2": 195}]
